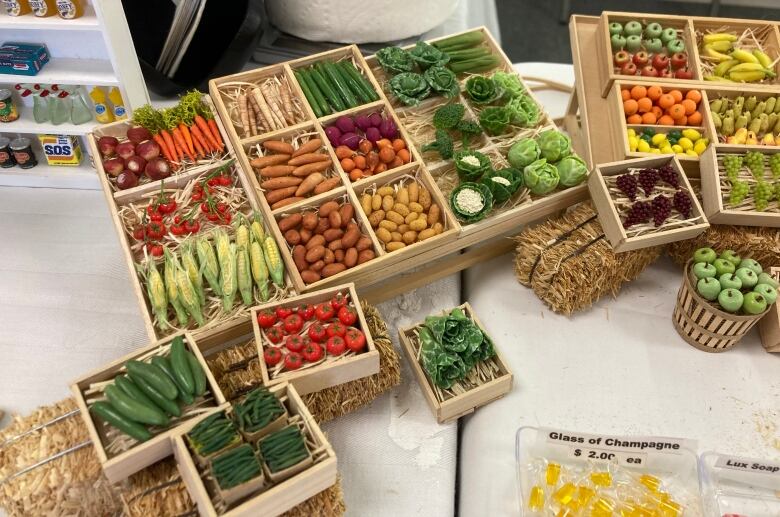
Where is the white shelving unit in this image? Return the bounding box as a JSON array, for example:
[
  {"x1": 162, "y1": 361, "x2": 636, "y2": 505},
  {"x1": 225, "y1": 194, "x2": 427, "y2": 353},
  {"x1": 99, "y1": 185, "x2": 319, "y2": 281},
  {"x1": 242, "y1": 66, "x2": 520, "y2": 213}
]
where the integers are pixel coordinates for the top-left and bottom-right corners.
[{"x1": 0, "y1": 0, "x2": 149, "y2": 190}]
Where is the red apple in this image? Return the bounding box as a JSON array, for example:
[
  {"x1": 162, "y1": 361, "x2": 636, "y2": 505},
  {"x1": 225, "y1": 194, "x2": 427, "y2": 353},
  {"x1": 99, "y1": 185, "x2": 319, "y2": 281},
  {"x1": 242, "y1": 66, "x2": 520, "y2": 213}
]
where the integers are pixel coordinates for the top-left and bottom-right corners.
[
  {"x1": 641, "y1": 65, "x2": 660, "y2": 77},
  {"x1": 614, "y1": 50, "x2": 631, "y2": 67},
  {"x1": 632, "y1": 51, "x2": 649, "y2": 67},
  {"x1": 97, "y1": 136, "x2": 119, "y2": 157},
  {"x1": 126, "y1": 155, "x2": 147, "y2": 175},
  {"x1": 116, "y1": 141, "x2": 136, "y2": 160},
  {"x1": 659, "y1": 69, "x2": 675, "y2": 78},
  {"x1": 620, "y1": 62, "x2": 638, "y2": 76},
  {"x1": 670, "y1": 52, "x2": 688, "y2": 70},
  {"x1": 135, "y1": 140, "x2": 161, "y2": 161},
  {"x1": 102, "y1": 157, "x2": 125, "y2": 177},
  {"x1": 675, "y1": 67, "x2": 694, "y2": 79},
  {"x1": 652, "y1": 53, "x2": 670, "y2": 71}
]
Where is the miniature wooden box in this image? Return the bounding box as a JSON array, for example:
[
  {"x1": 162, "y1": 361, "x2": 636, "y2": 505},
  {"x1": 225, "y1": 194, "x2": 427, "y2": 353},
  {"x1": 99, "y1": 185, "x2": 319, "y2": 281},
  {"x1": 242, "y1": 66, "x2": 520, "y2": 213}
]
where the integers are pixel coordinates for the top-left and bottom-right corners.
[
  {"x1": 398, "y1": 302, "x2": 513, "y2": 424},
  {"x1": 251, "y1": 283, "x2": 379, "y2": 395},
  {"x1": 588, "y1": 155, "x2": 709, "y2": 253},
  {"x1": 70, "y1": 331, "x2": 227, "y2": 483},
  {"x1": 173, "y1": 382, "x2": 337, "y2": 517},
  {"x1": 758, "y1": 267, "x2": 780, "y2": 353}
]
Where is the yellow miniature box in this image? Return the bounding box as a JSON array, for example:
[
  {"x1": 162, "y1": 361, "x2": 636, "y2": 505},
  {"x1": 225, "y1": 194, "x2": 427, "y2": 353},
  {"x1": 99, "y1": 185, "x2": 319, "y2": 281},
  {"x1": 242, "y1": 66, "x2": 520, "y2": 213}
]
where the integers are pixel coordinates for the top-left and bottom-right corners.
[{"x1": 38, "y1": 134, "x2": 82, "y2": 166}]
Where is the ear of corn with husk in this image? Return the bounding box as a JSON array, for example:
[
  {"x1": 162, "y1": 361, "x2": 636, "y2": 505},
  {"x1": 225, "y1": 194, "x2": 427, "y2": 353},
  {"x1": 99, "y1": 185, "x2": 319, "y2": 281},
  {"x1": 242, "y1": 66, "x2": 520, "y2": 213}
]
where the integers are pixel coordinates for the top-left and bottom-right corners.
[
  {"x1": 164, "y1": 248, "x2": 189, "y2": 326},
  {"x1": 263, "y1": 235, "x2": 285, "y2": 286},
  {"x1": 215, "y1": 228, "x2": 237, "y2": 311},
  {"x1": 196, "y1": 234, "x2": 221, "y2": 296},
  {"x1": 235, "y1": 219, "x2": 250, "y2": 250},
  {"x1": 237, "y1": 244, "x2": 253, "y2": 306},
  {"x1": 250, "y1": 239, "x2": 270, "y2": 301},
  {"x1": 176, "y1": 263, "x2": 204, "y2": 326},
  {"x1": 145, "y1": 259, "x2": 169, "y2": 329},
  {"x1": 251, "y1": 212, "x2": 265, "y2": 242},
  {"x1": 181, "y1": 241, "x2": 205, "y2": 306}
]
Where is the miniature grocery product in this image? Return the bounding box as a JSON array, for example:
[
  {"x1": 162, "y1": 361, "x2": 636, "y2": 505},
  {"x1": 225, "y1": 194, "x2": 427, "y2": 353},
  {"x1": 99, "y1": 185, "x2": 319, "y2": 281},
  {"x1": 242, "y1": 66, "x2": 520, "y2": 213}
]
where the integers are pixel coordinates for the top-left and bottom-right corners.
[
  {"x1": 38, "y1": 134, "x2": 82, "y2": 166},
  {"x1": 610, "y1": 19, "x2": 692, "y2": 79},
  {"x1": 698, "y1": 28, "x2": 778, "y2": 83},
  {"x1": 0, "y1": 88, "x2": 19, "y2": 122},
  {"x1": 627, "y1": 127, "x2": 709, "y2": 158},
  {"x1": 709, "y1": 94, "x2": 780, "y2": 146},
  {"x1": 620, "y1": 85, "x2": 704, "y2": 127}
]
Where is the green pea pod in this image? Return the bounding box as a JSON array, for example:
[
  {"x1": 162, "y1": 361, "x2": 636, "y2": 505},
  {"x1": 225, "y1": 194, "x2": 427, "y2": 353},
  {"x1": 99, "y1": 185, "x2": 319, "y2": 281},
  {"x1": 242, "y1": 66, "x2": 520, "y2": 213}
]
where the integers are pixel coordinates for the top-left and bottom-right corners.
[
  {"x1": 130, "y1": 373, "x2": 182, "y2": 418},
  {"x1": 90, "y1": 401, "x2": 151, "y2": 442},
  {"x1": 104, "y1": 384, "x2": 168, "y2": 427},
  {"x1": 170, "y1": 336, "x2": 195, "y2": 396},
  {"x1": 150, "y1": 356, "x2": 194, "y2": 406},
  {"x1": 126, "y1": 360, "x2": 178, "y2": 400}
]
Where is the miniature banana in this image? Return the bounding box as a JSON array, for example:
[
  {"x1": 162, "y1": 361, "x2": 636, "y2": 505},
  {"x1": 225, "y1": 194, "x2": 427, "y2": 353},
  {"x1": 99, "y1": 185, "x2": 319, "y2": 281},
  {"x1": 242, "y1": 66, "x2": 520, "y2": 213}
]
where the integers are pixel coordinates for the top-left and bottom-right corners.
[
  {"x1": 729, "y1": 71, "x2": 770, "y2": 82},
  {"x1": 729, "y1": 62, "x2": 768, "y2": 73},
  {"x1": 704, "y1": 75, "x2": 734, "y2": 82},
  {"x1": 703, "y1": 33, "x2": 737, "y2": 44},
  {"x1": 703, "y1": 45, "x2": 733, "y2": 62},
  {"x1": 731, "y1": 49, "x2": 760, "y2": 64},
  {"x1": 713, "y1": 59, "x2": 739, "y2": 76},
  {"x1": 753, "y1": 49, "x2": 773, "y2": 68},
  {"x1": 708, "y1": 40, "x2": 733, "y2": 52}
]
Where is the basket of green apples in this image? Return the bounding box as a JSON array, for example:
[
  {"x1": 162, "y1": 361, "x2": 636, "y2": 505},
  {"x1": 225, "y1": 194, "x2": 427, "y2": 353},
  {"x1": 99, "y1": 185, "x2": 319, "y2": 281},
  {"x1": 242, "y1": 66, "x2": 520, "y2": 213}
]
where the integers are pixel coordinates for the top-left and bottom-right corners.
[{"x1": 673, "y1": 247, "x2": 778, "y2": 352}]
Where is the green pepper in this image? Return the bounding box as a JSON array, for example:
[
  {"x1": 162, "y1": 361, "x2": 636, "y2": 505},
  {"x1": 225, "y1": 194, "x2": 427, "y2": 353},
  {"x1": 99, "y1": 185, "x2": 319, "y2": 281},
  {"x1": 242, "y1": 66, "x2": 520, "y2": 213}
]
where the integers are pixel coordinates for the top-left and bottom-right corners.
[
  {"x1": 644, "y1": 38, "x2": 663, "y2": 53},
  {"x1": 642, "y1": 127, "x2": 656, "y2": 136},
  {"x1": 667, "y1": 39, "x2": 685, "y2": 54},
  {"x1": 640, "y1": 133, "x2": 652, "y2": 143},
  {"x1": 669, "y1": 129, "x2": 682, "y2": 139},
  {"x1": 668, "y1": 137, "x2": 679, "y2": 145},
  {"x1": 611, "y1": 34, "x2": 627, "y2": 51}
]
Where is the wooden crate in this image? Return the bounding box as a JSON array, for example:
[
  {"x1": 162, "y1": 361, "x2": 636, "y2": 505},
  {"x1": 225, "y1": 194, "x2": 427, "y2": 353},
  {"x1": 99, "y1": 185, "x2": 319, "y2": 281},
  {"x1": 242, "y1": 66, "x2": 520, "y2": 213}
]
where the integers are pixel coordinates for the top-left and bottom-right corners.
[
  {"x1": 251, "y1": 283, "x2": 379, "y2": 395},
  {"x1": 596, "y1": 12, "x2": 701, "y2": 98},
  {"x1": 397, "y1": 302, "x2": 513, "y2": 424},
  {"x1": 758, "y1": 267, "x2": 780, "y2": 353},
  {"x1": 673, "y1": 259, "x2": 768, "y2": 352},
  {"x1": 702, "y1": 85, "x2": 780, "y2": 150},
  {"x1": 173, "y1": 382, "x2": 337, "y2": 517},
  {"x1": 607, "y1": 79, "x2": 714, "y2": 168},
  {"x1": 699, "y1": 144, "x2": 780, "y2": 227},
  {"x1": 70, "y1": 331, "x2": 227, "y2": 483},
  {"x1": 588, "y1": 155, "x2": 709, "y2": 252}
]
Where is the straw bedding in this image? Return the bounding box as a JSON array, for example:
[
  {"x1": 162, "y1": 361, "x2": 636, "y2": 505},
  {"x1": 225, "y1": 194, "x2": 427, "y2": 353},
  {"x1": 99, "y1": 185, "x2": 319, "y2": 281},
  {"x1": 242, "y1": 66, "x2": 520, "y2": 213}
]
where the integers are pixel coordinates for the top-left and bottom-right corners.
[{"x1": 667, "y1": 225, "x2": 780, "y2": 269}]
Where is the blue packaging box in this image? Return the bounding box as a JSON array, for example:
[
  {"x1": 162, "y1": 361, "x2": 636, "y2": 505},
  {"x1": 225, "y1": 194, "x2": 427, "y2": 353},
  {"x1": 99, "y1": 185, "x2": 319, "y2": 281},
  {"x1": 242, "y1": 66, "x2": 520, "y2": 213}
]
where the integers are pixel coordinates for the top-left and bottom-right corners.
[{"x1": 0, "y1": 42, "x2": 49, "y2": 76}]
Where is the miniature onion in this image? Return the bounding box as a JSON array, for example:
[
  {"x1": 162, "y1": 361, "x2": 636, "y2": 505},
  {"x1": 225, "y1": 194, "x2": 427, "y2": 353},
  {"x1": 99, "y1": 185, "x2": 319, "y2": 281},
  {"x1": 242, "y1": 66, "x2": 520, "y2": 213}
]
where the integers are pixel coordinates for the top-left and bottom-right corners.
[
  {"x1": 369, "y1": 113, "x2": 383, "y2": 127},
  {"x1": 340, "y1": 132, "x2": 361, "y2": 150},
  {"x1": 325, "y1": 126, "x2": 342, "y2": 146},
  {"x1": 355, "y1": 114, "x2": 372, "y2": 132},
  {"x1": 365, "y1": 127, "x2": 381, "y2": 143},
  {"x1": 379, "y1": 119, "x2": 398, "y2": 139},
  {"x1": 335, "y1": 116, "x2": 355, "y2": 134}
]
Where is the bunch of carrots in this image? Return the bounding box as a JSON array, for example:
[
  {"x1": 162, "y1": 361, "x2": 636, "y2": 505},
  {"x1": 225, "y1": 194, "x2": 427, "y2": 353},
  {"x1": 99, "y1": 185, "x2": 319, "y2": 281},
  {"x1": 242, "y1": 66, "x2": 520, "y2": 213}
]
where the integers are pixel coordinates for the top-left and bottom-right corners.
[{"x1": 133, "y1": 91, "x2": 225, "y2": 168}]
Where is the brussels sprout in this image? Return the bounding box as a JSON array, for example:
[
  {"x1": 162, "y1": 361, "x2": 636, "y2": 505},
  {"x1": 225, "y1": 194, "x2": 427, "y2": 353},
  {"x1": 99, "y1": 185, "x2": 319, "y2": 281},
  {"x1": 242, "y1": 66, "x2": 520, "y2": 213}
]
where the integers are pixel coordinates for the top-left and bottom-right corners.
[
  {"x1": 410, "y1": 41, "x2": 450, "y2": 70},
  {"x1": 523, "y1": 159, "x2": 560, "y2": 195},
  {"x1": 450, "y1": 182, "x2": 493, "y2": 223},
  {"x1": 555, "y1": 154, "x2": 588, "y2": 187},
  {"x1": 376, "y1": 46, "x2": 414, "y2": 75},
  {"x1": 481, "y1": 167, "x2": 523, "y2": 203},
  {"x1": 479, "y1": 106, "x2": 510, "y2": 135},
  {"x1": 389, "y1": 72, "x2": 431, "y2": 106},
  {"x1": 492, "y1": 71, "x2": 527, "y2": 99},
  {"x1": 536, "y1": 129, "x2": 572, "y2": 163},
  {"x1": 465, "y1": 76, "x2": 502, "y2": 104},
  {"x1": 454, "y1": 150, "x2": 492, "y2": 182},
  {"x1": 507, "y1": 138, "x2": 540, "y2": 169}
]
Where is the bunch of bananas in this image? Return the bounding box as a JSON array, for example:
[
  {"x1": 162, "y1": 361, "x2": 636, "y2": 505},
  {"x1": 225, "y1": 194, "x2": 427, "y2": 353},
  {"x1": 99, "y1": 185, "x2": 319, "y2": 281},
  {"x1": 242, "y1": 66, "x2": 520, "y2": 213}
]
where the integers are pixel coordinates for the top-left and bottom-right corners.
[
  {"x1": 711, "y1": 94, "x2": 780, "y2": 145},
  {"x1": 701, "y1": 33, "x2": 776, "y2": 83}
]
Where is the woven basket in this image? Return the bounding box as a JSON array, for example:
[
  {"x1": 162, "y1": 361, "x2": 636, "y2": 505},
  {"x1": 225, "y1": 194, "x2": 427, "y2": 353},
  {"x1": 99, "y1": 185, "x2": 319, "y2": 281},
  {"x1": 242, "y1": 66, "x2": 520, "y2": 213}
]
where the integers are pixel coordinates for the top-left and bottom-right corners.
[{"x1": 673, "y1": 259, "x2": 768, "y2": 353}]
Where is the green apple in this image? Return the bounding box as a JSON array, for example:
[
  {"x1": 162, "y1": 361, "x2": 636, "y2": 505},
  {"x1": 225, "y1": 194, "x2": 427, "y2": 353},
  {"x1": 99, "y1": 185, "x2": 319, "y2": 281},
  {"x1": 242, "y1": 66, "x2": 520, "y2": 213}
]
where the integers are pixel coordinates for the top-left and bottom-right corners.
[
  {"x1": 693, "y1": 262, "x2": 717, "y2": 279},
  {"x1": 757, "y1": 272, "x2": 779, "y2": 289},
  {"x1": 738, "y1": 258, "x2": 762, "y2": 275},
  {"x1": 624, "y1": 20, "x2": 643, "y2": 36},
  {"x1": 693, "y1": 247, "x2": 717, "y2": 264},
  {"x1": 697, "y1": 277, "x2": 722, "y2": 301},
  {"x1": 735, "y1": 267, "x2": 758, "y2": 288},
  {"x1": 719, "y1": 250, "x2": 741, "y2": 268},
  {"x1": 719, "y1": 273, "x2": 742, "y2": 291},
  {"x1": 718, "y1": 288, "x2": 744, "y2": 313},
  {"x1": 753, "y1": 284, "x2": 777, "y2": 305},
  {"x1": 742, "y1": 291, "x2": 768, "y2": 315},
  {"x1": 713, "y1": 258, "x2": 735, "y2": 277}
]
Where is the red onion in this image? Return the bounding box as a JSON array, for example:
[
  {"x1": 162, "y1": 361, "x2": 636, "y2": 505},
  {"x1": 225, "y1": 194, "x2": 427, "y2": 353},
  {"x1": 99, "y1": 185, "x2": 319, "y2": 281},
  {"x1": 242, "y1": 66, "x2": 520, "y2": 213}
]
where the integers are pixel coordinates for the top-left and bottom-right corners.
[
  {"x1": 325, "y1": 126, "x2": 342, "y2": 146},
  {"x1": 379, "y1": 119, "x2": 398, "y2": 139},
  {"x1": 339, "y1": 132, "x2": 361, "y2": 150},
  {"x1": 355, "y1": 115, "x2": 371, "y2": 132},
  {"x1": 365, "y1": 127, "x2": 381, "y2": 143},
  {"x1": 368, "y1": 112, "x2": 382, "y2": 127},
  {"x1": 335, "y1": 116, "x2": 355, "y2": 134}
]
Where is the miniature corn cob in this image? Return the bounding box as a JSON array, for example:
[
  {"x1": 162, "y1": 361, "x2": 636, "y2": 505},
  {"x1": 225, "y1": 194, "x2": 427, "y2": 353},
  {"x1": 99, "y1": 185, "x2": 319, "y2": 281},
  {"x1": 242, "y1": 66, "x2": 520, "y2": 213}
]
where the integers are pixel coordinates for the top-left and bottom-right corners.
[
  {"x1": 263, "y1": 235, "x2": 285, "y2": 286},
  {"x1": 237, "y1": 245, "x2": 253, "y2": 305},
  {"x1": 196, "y1": 235, "x2": 221, "y2": 296},
  {"x1": 249, "y1": 239, "x2": 270, "y2": 301},
  {"x1": 215, "y1": 229, "x2": 237, "y2": 311},
  {"x1": 181, "y1": 241, "x2": 205, "y2": 306},
  {"x1": 250, "y1": 212, "x2": 265, "y2": 242},
  {"x1": 236, "y1": 221, "x2": 250, "y2": 251},
  {"x1": 164, "y1": 249, "x2": 190, "y2": 326},
  {"x1": 176, "y1": 265, "x2": 204, "y2": 326},
  {"x1": 146, "y1": 260, "x2": 169, "y2": 329}
]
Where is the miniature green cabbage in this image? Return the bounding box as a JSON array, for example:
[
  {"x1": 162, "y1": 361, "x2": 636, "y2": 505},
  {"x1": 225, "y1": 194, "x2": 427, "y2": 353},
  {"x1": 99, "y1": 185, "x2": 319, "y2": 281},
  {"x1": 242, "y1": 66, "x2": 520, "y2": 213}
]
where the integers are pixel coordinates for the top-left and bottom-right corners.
[
  {"x1": 465, "y1": 76, "x2": 502, "y2": 104},
  {"x1": 507, "y1": 138, "x2": 541, "y2": 169},
  {"x1": 523, "y1": 158, "x2": 560, "y2": 195},
  {"x1": 555, "y1": 154, "x2": 588, "y2": 187},
  {"x1": 449, "y1": 182, "x2": 493, "y2": 223},
  {"x1": 479, "y1": 106, "x2": 510, "y2": 135},
  {"x1": 492, "y1": 71, "x2": 526, "y2": 99},
  {"x1": 389, "y1": 72, "x2": 431, "y2": 106},
  {"x1": 410, "y1": 41, "x2": 450, "y2": 70},
  {"x1": 424, "y1": 66, "x2": 459, "y2": 97},
  {"x1": 454, "y1": 150, "x2": 491, "y2": 182},
  {"x1": 376, "y1": 46, "x2": 414, "y2": 75},
  {"x1": 536, "y1": 129, "x2": 572, "y2": 163},
  {"x1": 481, "y1": 167, "x2": 523, "y2": 203},
  {"x1": 505, "y1": 94, "x2": 540, "y2": 127}
]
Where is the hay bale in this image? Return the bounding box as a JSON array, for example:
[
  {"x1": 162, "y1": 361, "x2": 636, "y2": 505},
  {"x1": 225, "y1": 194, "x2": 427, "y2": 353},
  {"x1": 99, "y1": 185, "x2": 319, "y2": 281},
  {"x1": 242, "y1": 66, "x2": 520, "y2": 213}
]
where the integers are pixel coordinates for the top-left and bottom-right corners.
[
  {"x1": 120, "y1": 457, "x2": 195, "y2": 516},
  {"x1": 514, "y1": 202, "x2": 662, "y2": 315},
  {"x1": 282, "y1": 477, "x2": 346, "y2": 517},
  {"x1": 667, "y1": 225, "x2": 780, "y2": 268}
]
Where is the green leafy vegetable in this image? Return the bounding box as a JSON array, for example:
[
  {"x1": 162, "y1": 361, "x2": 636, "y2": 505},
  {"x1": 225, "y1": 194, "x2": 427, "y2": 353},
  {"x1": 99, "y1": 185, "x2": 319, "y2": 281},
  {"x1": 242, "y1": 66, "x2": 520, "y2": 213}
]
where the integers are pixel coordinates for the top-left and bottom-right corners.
[
  {"x1": 482, "y1": 167, "x2": 523, "y2": 203},
  {"x1": 410, "y1": 41, "x2": 450, "y2": 70},
  {"x1": 454, "y1": 150, "x2": 491, "y2": 182},
  {"x1": 433, "y1": 103, "x2": 465, "y2": 130},
  {"x1": 507, "y1": 138, "x2": 540, "y2": 169},
  {"x1": 456, "y1": 119, "x2": 483, "y2": 147},
  {"x1": 424, "y1": 66, "x2": 459, "y2": 97},
  {"x1": 376, "y1": 46, "x2": 414, "y2": 75},
  {"x1": 421, "y1": 129, "x2": 455, "y2": 160},
  {"x1": 536, "y1": 129, "x2": 572, "y2": 163},
  {"x1": 505, "y1": 94, "x2": 540, "y2": 127},
  {"x1": 523, "y1": 158, "x2": 560, "y2": 195},
  {"x1": 450, "y1": 182, "x2": 493, "y2": 223},
  {"x1": 389, "y1": 72, "x2": 431, "y2": 106},
  {"x1": 492, "y1": 71, "x2": 527, "y2": 99},
  {"x1": 555, "y1": 155, "x2": 588, "y2": 187},
  {"x1": 479, "y1": 106, "x2": 510, "y2": 135},
  {"x1": 465, "y1": 76, "x2": 502, "y2": 104}
]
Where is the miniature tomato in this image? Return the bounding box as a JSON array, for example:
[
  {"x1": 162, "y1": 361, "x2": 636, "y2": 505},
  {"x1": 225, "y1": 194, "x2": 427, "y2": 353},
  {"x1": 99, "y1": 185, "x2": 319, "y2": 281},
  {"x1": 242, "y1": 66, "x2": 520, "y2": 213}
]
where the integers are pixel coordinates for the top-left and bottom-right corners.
[
  {"x1": 330, "y1": 293, "x2": 348, "y2": 310},
  {"x1": 297, "y1": 303, "x2": 315, "y2": 321},
  {"x1": 266, "y1": 325, "x2": 285, "y2": 344},
  {"x1": 302, "y1": 342, "x2": 324, "y2": 362},
  {"x1": 263, "y1": 347, "x2": 283, "y2": 366},
  {"x1": 338, "y1": 306, "x2": 358, "y2": 326},
  {"x1": 283, "y1": 314, "x2": 304, "y2": 334},
  {"x1": 326, "y1": 322, "x2": 347, "y2": 338},
  {"x1": 257, "y1": 309, "x2": 277, "y2": 328},
  {"x1": 276, "y1": 306, "x2": 294, "y2": 319},
  {"x1": 285, "y1": 334, "x2": 305, "y2": 353},
  {"x1": 308, "y1": 321, "x2": 327, "y2": 342},
  {"x1": 284, "y1": 352, "x2": 303, "y2": 370},
  {"x1": 345, "y1": 327, "x2": 366, "y2": 353},
  {"x1": 132, "y1": 226, "x2": 145, "y2": 240},
  {"x1": 326, "y1": 336, "x2": 346, "y2": 356},
  {"x1": 315, "y1": 302, "x2": 336, "y2": 321}
]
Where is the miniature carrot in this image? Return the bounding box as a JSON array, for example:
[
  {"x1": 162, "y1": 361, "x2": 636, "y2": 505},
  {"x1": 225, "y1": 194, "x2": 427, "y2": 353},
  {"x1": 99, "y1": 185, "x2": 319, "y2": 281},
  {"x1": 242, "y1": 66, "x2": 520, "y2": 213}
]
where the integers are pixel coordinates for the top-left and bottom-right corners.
[
  {"x1": 178, "y1": 122, "x2": 195, "y2": 157},
  {"x1": 207, "y1": 117, "x2": 224, "y2": 150},
  {"x1": 190, "y1": 123, "x2": 212, "y2": 153},
  {"x1": 195, "y1": 114, "x2": 220, "y2": 151},
  {"x1": 160, "y1": 129, "x2": 179, "y2": 162},
  {"x1": 191, "y1": 131, "x2": 205, "y2": 158},
  {"x1": 153, "y1": 133, "x2": 175, "y2": 162},
  {"x1": 172, "y1": 126, "x2": 194, "y2": 161}
]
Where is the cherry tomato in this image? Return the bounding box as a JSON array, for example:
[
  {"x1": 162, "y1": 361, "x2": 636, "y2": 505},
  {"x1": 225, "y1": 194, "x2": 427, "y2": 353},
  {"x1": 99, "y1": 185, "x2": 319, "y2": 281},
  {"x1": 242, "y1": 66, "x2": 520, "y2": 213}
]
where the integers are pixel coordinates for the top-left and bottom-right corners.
[
  {"x1": 171, "y1": 224, "x2": 185, "y2": 236},
  {"x1": 218, "y1": 175, "x2": 232, "y2": 186},
  {"x1": 302, "y1": 342, "x2": 324, "y2": 362},
  {"x1": 222, "y1": 213, "x2": 232, "y2": 224},
  {"x1": 192, "y1": 192, "x2": 203, "y2": 201},
  {"x1": 146, "y1": 204, "x2": 159, "y2": 216},
  {"x1": 207, "y1": 177, "x2": 219, "y2": 187},
  {"x1": 150, "y1": 212, "x2": 164, "y2": 223},
  {"x1": 315, "y1": 302, "x2": 336, "y2": 321},
  {"x1": 216, "y1": 202, "x2": 228, "y2": 214},
  {"x1": 184, "y1": 219, "x2": 200, "y2": 234},
  {"x1": 344, "y1": 327, "x2": 367, "y2": 353},
  {"x1": 266, "y1": 325, "x2": 285, "y2": 344},
  {"x1": 146, "y1": 222, "x2": 166, "y2": 239},
  {"x1": 283, "y1": 314, "x2": 304, "y2": 334},
  {"x1": 338, "y1": 306, "x2": 358, "y2": 326},
  {"x1": 149, "y1": 244, "x2": 164, "y2": 257},
  {"x1": 206, "y1": 212, "x2": 220, "y2": 222},
  {"x1": 284, "y1": 352, "x2": 303, "y2": 370},
  {"x1": 326, "y1": 322, "x2": 347, "y2": 338},
  {"x1": 159, "y1": 199, "x2": 177, "y2": 214},
  {"x1": 285, "y1": 335, "x2": 305, "y2": 353},
  {"x1": 200, "y1": 202, "x2": 211, "y2": 214},
  {"x1": 263, "y1": 347, "x2": 283, "y2": 366},
  {"x1": 308, "y1": 321, "x2": 327, "y2": 342},
  {"x1": 326, "y1": 336, "x2": 346, "y2": 356},
  {"x1": 330, "y1": 293, "x2": 348, "y2": 310},
  {"x1": 257, "y1": 309, "x2": 277, "y2": 328},
  {"x1": 173, "y1": 215, "x2": 182, "y2": 224},
  {"x1": 276, "y1": 306, "x2": 294, "y2": 319},
  {"x1": 297, "y1": 303, "x2": 315, "y2": 321},
  {"x1": 132, "y1": 226, "x2": 145, "y2": 240}
]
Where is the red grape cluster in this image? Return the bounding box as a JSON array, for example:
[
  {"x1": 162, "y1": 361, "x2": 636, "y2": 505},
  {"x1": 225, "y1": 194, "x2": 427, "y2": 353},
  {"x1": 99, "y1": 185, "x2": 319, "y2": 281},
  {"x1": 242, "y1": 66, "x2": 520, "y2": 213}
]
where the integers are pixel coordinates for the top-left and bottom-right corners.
[
  {"x1": 638, "y1": 168, "x2": 658, "y2": 196},
  {"x1": 623, "y1": 200, "x2": 652, "y2": 228},
  {"x1": 616, "y1": 173, "x2": 638, "y2": 201},
  {"x1": 658, "y1": 164, "x2": 679, "y2": 188},
  {"x1": 651, "y1": 195, "x2": 672, "y2": 227},
  {"x1": 673, "y1": 190, "x2": 692, "y2": 218}
]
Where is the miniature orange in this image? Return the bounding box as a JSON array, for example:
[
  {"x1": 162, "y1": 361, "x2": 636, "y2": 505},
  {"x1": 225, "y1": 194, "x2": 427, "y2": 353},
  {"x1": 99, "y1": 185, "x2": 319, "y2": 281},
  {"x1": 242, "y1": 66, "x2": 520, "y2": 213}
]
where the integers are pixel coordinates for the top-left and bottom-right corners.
[
  {"x1": 658, "y1": 115, "x2": 675, "y2": 125},
  {"x1": 641, "y1": 112, "x2": 657, "y2": 124},
  {"x1": 621, "y1": 89, "x2": 631, "y2": 101},
  {"x1": 669, "y1": 89, "x2": 683, "y2": 103},
  {"x1": 623, "y1": 99, "x2": 639, "y2": 115},
  {"x1": 687, "y1": 111, "x2": 702, "y2": 125},
  {"x1": 637, "y1": 97, "x2": 653, "y2": 113},
  {"x1": 627, "y1": 113, "x2": 643, "y2": 124},
  {"x1": 658, "y1": 94, "x2": 675, "y2": 110},
  {"x1": 685, "y1": 90, "x2": 702, "y2": 103},
  {"x1": 681, "y1": 99, "x2": 697, "y2": 116},
  {"x1": 651, "y1": 105, "x2": 663, "y2": 119},
  {"x1": 630, "y1": 85, "x2": 647, "y2": 99},
  {"x1": 647, "y1": 85, "x2": 663, "y2": 101},
  {"x1": 667, "y1": 103, "x2": 685, "y2": 120},
  {"x1": 674, "y1": 115, "x2": 688, "y2": 126}
]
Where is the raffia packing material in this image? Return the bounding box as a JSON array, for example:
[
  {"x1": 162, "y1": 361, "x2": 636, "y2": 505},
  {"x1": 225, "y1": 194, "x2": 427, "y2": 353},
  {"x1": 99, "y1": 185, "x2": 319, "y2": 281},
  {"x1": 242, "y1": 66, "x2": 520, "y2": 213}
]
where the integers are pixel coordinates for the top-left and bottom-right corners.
[
  {"x1": 514, "y1": 202, "x2": 662, "y2": 315},
  {"x1": 666, "y1": 225, "x2": 780, "y2": 269}
]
